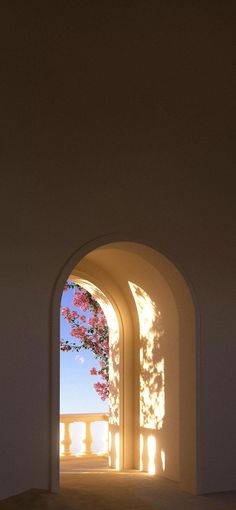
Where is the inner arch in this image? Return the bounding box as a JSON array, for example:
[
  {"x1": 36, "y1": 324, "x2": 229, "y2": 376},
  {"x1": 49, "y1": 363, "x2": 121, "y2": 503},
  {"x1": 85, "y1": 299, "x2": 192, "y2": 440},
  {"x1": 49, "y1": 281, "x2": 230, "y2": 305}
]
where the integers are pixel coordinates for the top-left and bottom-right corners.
[{"x1": 54, "y1": 240, "x2": 197, "y2": 494}]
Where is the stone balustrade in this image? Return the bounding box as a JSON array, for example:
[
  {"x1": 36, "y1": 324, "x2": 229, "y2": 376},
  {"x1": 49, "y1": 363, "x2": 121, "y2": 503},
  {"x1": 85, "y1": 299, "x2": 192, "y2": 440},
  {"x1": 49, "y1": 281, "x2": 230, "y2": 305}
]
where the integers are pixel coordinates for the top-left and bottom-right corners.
[{"x1": 60, "y1": 413, "x2": 109, "y2": 458}]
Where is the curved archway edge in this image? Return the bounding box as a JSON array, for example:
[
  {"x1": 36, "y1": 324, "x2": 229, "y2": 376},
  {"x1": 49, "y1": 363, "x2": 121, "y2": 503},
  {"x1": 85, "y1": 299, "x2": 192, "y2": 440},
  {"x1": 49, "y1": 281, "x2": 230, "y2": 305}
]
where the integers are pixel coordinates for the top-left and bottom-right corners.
[{"x1": 50, "y1": 234, "x2": 200, "y2": 494}]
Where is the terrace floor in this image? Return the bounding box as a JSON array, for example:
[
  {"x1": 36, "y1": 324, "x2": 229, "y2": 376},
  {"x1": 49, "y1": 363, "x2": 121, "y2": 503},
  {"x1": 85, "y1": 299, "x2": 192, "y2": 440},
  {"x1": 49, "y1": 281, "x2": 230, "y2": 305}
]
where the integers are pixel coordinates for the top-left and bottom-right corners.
[{"x1": 1, "y1": 459, "x2": 236, "y2": 510}]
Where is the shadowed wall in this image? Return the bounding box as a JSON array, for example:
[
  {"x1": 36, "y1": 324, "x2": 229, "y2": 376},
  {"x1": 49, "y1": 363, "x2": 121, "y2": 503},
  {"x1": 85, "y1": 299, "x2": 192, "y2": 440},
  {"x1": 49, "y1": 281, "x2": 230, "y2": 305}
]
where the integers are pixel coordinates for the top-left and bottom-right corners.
[{"x1": 0, "y1": 1, "x2": 235, "y2": 500}]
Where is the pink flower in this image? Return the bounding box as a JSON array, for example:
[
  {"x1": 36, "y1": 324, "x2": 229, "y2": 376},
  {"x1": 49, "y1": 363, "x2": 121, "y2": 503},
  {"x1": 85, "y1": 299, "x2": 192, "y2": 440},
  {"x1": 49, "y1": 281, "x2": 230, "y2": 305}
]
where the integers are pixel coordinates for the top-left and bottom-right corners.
[
  {"x1": 61, "y1": 307, "x2": 72, "y2": 321},
  {"x1": 88, "y1": 317, "x2": 99, "y2": 327},
  {"x1": 60, "y1": 282, "x2": 110, "y2": 401},
  {"x1": 70, "y1": 325, "x2": 87, "y2": 339},
  {"x1": 73, "y1": 290, "x2": 90, "y2": 311},
  {"x1": 93, "y1": 381, "x2": 109, "y2": 400},
  {"x1": 71, "y1": 311, "x2": 79, "y2": 319}
]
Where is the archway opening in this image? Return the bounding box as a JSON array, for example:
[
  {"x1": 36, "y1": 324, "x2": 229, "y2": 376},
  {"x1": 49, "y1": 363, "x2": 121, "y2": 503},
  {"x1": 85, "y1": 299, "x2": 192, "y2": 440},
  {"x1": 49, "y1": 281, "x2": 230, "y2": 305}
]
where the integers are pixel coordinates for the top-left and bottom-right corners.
[
  {"x1": 54, "y1": 240, "x2": 197, "y2": 493},
  {"x1": 59, "y1": 277, "x2": 121, "y2": 473}
]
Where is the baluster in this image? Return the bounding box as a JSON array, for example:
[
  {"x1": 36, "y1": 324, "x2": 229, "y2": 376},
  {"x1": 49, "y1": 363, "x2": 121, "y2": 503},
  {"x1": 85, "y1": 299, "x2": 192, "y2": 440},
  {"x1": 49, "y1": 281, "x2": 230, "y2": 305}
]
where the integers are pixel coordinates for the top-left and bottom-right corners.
[
  {"x1": 60, "y1": 414, "x2": 110, "y2": 460},
  {"x1": 62, "y1": 422, "x2": 72, "y2": 457},
  {"x1": 83, "y1": 421, "x2": 93, "y2": 455}
]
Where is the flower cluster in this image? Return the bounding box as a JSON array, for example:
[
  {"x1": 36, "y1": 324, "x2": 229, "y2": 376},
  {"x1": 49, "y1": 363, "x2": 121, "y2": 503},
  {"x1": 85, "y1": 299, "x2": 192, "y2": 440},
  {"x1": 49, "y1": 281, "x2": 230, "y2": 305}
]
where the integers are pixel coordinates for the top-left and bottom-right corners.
[{"x1": 60, "y1": 282, "x2": 109, "y2": 401}]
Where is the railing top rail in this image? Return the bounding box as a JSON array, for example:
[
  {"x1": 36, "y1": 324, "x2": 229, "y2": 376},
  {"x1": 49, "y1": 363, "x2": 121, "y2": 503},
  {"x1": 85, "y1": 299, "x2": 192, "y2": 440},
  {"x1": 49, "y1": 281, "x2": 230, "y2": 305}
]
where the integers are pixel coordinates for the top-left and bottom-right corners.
[{"x1": 60, "y1": 412, "x2": 109, "y2": 423}]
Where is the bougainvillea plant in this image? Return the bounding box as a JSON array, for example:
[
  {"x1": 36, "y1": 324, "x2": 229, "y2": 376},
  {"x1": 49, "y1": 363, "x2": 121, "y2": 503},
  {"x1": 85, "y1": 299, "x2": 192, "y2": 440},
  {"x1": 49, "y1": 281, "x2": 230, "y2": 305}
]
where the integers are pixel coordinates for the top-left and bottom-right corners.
[{"x1": 60, "y1": 281, "x2": 109, "y2": 401}]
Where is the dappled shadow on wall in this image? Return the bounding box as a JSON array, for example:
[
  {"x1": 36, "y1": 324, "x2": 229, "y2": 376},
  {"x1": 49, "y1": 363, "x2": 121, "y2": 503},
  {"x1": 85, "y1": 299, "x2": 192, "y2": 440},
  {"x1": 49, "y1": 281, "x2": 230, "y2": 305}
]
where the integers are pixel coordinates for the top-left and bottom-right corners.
[{"x1": 129, "y1": 282, "x2": 165, "y2": 475}]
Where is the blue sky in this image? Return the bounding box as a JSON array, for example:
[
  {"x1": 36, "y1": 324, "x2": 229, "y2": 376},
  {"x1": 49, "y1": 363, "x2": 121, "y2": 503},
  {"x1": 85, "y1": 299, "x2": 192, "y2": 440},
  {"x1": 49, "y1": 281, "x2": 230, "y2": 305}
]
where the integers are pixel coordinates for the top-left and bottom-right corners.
[{"x1": 60, "y1": 284, "x2": 109, "y2": 415}]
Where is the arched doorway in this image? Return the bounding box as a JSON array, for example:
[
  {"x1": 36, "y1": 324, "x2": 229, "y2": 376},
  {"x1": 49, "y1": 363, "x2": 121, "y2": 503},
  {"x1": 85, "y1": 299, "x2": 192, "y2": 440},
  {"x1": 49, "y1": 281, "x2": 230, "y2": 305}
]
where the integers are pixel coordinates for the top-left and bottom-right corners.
[
  {"x1": 60, "y1": 277, "x2": 123, "y2": 470},
  {"x1": 51, "y1": 239, "x2": 198, "y2": 494}
]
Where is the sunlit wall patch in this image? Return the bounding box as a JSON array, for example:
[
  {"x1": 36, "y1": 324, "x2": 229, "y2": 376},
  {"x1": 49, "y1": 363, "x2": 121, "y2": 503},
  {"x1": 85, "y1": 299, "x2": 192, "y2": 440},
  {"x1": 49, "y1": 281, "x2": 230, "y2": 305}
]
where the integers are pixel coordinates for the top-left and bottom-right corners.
[
  {"x1": 115, "y1": 432, "x2": 120, "y2": 470},
  {"x1": 140, "y1": 433, "x2": 144, "y2": 471},
  {"x1": 147, "y1": 435, "x2": 156, "y2": 475},
  {"x1": 161, "y1": 449, "x2": 166, "y2": 471},
  {"x1": 128, "y1": 282, "x2": 165, "y2": 431}
]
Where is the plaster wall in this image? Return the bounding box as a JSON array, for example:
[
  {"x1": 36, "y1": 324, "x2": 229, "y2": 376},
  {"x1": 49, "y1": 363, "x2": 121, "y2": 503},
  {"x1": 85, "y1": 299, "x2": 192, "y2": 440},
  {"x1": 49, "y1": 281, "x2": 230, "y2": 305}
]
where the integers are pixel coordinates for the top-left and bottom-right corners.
[{"x1": 0, "y1": 1, "x2": 235, "y2": 501}]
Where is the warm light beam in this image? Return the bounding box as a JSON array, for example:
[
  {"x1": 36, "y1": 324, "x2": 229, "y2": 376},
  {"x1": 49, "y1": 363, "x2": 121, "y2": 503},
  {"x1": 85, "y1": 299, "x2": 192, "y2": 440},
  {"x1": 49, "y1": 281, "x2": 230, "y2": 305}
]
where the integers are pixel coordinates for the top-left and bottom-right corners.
[
  {"x1": 161, "y1": 449, "x2": 166, "y2": 471},
  {"x1": 148, "y1": 435, "x2": 156, "y2": 475},
  {"x1": 140, "y1": 433, "x2": 144, "y2": 471},
  {"x1": 115, "y1": 432, "x2": 120, "y2": 470}
]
